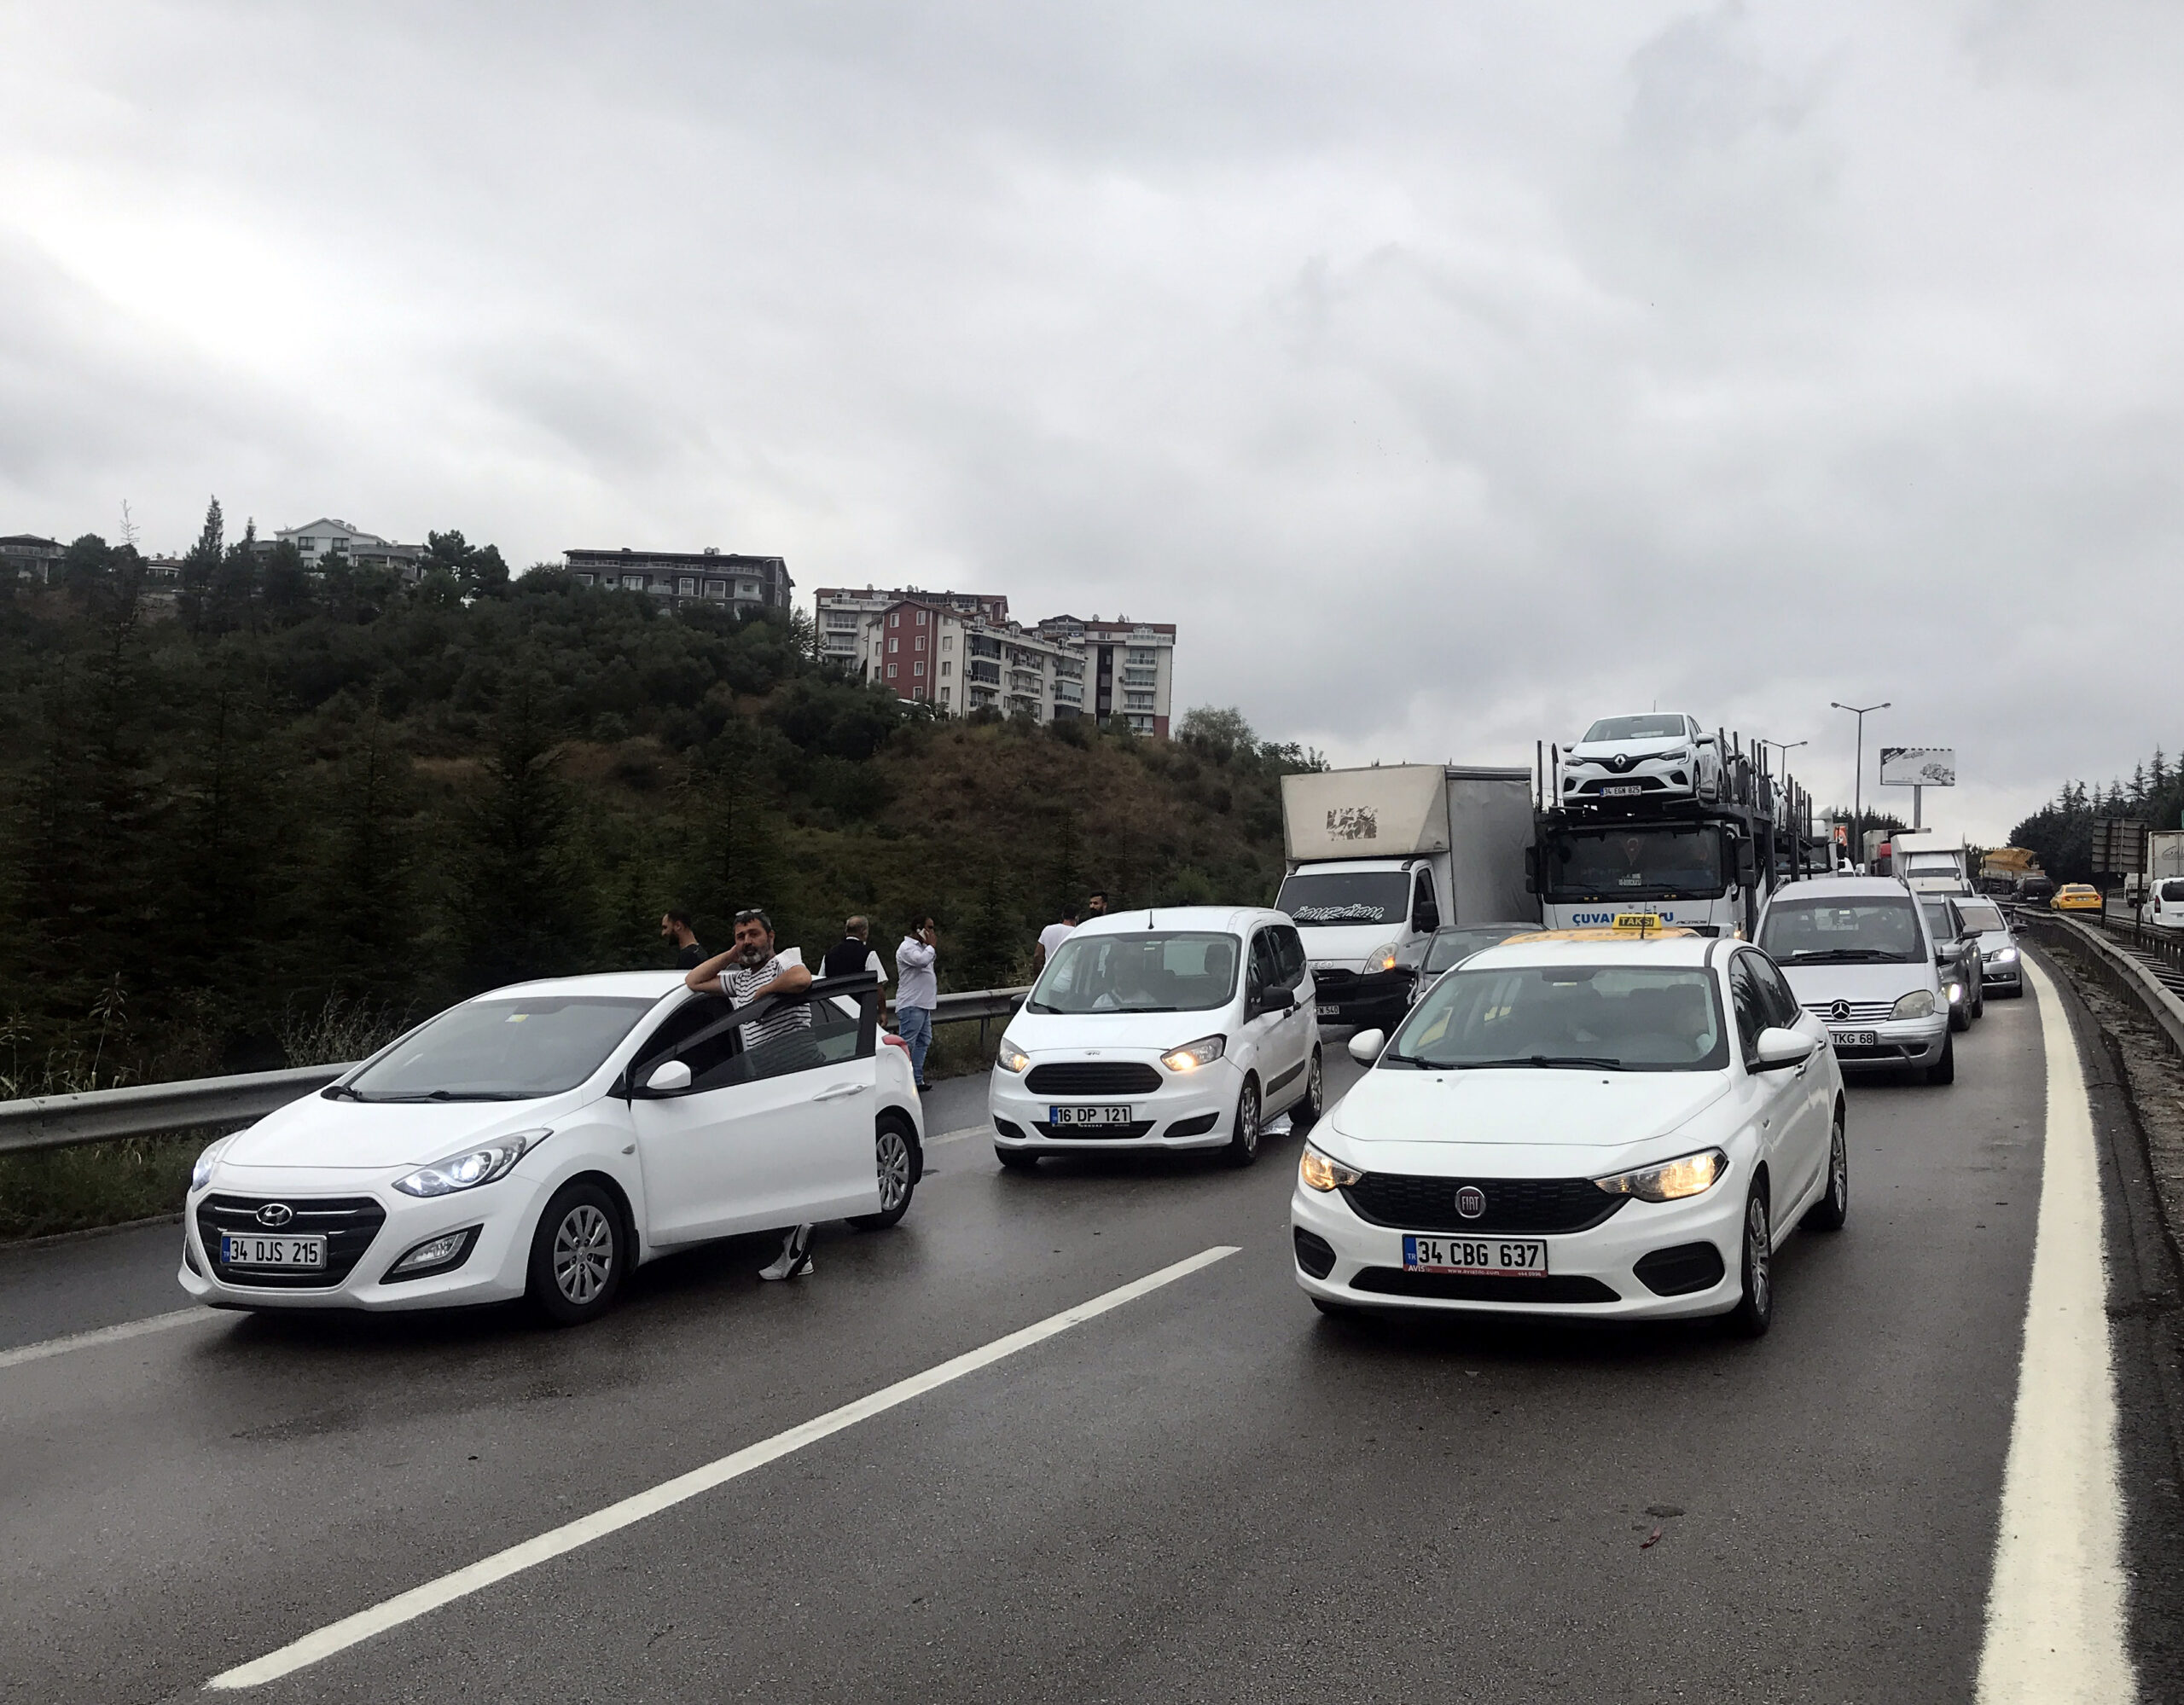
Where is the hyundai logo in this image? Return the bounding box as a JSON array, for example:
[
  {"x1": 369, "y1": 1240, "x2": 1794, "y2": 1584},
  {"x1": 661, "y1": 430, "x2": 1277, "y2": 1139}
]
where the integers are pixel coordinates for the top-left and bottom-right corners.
[
  {"x1": 1455, "y1": 1186, "x2": 1486, "y2": 1220},
  {"x1": 256, "y1": 1203, "x2": 294, "y2": 1228},
  {"x1": 1828, "y1": 1000, "x2": 1851, "y2": 1023}
]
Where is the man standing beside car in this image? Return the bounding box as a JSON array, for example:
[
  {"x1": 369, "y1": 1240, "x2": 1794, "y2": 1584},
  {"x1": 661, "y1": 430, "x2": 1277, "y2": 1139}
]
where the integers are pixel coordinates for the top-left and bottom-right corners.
[
  {"x1": 684, "y1": 908, "x2": 822, "y2": 1281},
  {"x1": 895, "y1": 914, "x2": 939, "y2": 1091}
]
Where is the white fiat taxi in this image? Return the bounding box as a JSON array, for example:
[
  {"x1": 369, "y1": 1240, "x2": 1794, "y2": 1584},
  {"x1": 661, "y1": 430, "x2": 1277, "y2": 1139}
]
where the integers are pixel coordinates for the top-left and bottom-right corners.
[{"x1": 1291, "y1": 922, "x2": 1845, "y2": 1335}]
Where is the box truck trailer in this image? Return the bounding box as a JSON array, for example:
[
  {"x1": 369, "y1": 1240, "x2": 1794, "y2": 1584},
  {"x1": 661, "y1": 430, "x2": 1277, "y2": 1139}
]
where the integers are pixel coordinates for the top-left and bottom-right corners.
[{"x1": 1275, "y1": 764, "x2": 1536, "y2": 1027}]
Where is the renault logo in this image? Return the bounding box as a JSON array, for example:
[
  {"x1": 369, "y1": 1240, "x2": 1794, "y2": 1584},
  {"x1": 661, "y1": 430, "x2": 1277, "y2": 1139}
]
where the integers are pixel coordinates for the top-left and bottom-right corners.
[
  {"x1": 257, "y1": 1203, "x2": 294, "y2": 1228},
  {"x1": 1606, "y1": 753, "x2": 1634, "y2": 773},
  {"x1": 1828, "y1": 1000, "x2": 1851, "y2": 1023},
  {"x1": 1455, "y1": 1186, "x2": 1486, "y2": 1220}
]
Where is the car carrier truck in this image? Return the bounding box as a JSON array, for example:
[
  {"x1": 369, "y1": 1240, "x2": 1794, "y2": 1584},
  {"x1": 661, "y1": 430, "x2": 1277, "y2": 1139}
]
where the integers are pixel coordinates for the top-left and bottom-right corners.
[{"x1": 1275, "y1": 764, "x2": 1536, "y2": 1027}]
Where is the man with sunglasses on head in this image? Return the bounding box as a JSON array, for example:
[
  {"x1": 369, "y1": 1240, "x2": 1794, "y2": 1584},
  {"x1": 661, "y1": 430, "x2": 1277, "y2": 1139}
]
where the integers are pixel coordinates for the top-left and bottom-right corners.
[{"x1": 684, "y1": 908, "x2": 822, "y2": 1281}]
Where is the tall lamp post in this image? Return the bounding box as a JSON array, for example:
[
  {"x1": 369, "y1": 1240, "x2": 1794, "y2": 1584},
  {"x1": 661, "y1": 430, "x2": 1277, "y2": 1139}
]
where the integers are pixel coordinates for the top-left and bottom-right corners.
[
  {"x1": 1756, "y1": 738, "x2": 1809, "y2": 876},
  {"x1": 1830, "y1": 701, "x2": 1890, "y2": 871}
]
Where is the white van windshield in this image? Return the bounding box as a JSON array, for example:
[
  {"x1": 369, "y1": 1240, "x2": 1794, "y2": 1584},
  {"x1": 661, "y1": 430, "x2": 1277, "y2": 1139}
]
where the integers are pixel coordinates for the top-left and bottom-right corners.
[
  {"x1": 1029, "y1": 932, "x2": 1242, "y2": 1014},
  {"x1": 1275, "y1": 871, "x2": 1409, "y2": 926}
]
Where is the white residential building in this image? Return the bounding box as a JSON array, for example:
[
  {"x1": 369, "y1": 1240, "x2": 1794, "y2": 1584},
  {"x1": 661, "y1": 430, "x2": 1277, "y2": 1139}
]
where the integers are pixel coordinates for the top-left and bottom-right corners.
[
  {"x1": 1037, "y1": 614, "x2": 1176, "y2": 737},
  {"x1": 273, "y1": 518, "x2": 423, "y2": 576},
  {"x1": 846, "y1": 596, "x2": 1086, "y2": 722},
  {"x1": 564, "y1": 547, "x2": 792, "y2": 613}
]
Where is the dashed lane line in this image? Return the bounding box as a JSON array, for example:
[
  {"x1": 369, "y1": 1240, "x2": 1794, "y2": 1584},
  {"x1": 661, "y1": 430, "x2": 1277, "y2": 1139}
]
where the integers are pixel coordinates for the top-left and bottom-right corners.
[
  {"x1": 205, "y1": 1242, "x2": 1241, "y2": 1691},
  {"x1": 1976, "y1": 959, "x2": 2134, "y2": 1702},
  {"x1": 0, "y1": 1307, "x2": 215, "y2": 1372}
]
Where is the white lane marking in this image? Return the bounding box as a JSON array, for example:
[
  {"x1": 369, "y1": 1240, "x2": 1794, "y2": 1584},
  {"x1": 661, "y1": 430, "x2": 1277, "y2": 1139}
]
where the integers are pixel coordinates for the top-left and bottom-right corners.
[
  {"x1": 206, "y1": 1243, "x2": 1240, "y2": 1691},
  {"x1": 0, "y1": 1307, "x2": 213, "y2": 1372},
  {"x1": 925, "y1": 1122, "x2": 992, "y2": 1146},
  {"x1": 1976, "y1": 959, "x2": 2134, "y2": 1702}
]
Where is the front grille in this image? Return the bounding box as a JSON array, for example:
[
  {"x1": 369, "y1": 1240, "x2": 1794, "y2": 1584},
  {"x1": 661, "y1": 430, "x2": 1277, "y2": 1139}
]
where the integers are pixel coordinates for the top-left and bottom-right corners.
[
  {"x1": 196, "y1": 1195, "x2": 386, "y2": 1289},
  {"x1": 1833, "y1": 1043, "x2": 1919, "y2": 1063},
  {"x1": 1340, "y1": 1174, "x2": 1624, "y2": 1235},
  {"x1": 1350, "y1": 1268, "x2": 1620, "y2": 1304},
  {"x1": 1025, "y1": 1062, "x2": 1163, "y2": 1096},
  {"x1": 1031, "y1": 1120, "x2": 1154, "y2": 1140},
  {"x1": 1803, "y1": 1000, "x2": 1896, "y2": 1023}
]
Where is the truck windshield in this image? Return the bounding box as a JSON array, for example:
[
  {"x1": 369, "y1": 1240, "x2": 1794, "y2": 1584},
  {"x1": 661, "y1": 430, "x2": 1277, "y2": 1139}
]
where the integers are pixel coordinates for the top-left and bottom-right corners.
[
  {"x1": 1757, "y1": 897, "x2": 1925, "y2": 965},
  {"x1": 1385, "y1": 965, "x2": 1728, "y2": 1072},
  {"x1": 1030, "y1": 931, "x2": 1241, "y2": 1014},
  {"x1": 344, "y1": 996, "x2": 659, "y2": 1100},
  {"x1": 1275, "y1": 871, "x2": 1409, "y2": 926},
  {"x1": 1580, "y1": 715, "x2": 1687, "y2": 742},
  {"x1": 1540, "y1": 826, "x2": 1727, "y2": 899}
]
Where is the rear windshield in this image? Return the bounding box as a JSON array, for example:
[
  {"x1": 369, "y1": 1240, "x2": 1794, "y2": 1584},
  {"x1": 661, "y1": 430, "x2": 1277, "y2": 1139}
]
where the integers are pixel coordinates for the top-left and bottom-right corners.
[
  {"x1": 1424, "y1": 925, "x2": 1543, "y2": 973},
  {"x1": 2163, "y1": 881, "x2": 2184, "y2": 903},
  {"x1": 1275, "y1": 871, "x2": 1408, "y2": 927},
  {"x1": 1581, "y1": 715, "x2": 1687, "y2": 743},
  {"x1": 1030, "y1": 931, "x2": 1240, "y2": 1014},
  {"x1": 346, "y1": 996, "x2": 658, "y2": 1100},
  {"x1": 1385, "y1": 964, "x2": 1728, "y2": 1072},
  {"x1": 1758, "y1": 896, "x2": 1926, "y2": 965},
  {"x1": 1956, "y1": 901, "x2": 2007, "y2": 932}
]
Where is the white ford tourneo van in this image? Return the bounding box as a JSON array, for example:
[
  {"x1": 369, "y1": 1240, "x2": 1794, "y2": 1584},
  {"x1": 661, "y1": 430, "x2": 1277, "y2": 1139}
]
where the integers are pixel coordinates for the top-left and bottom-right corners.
[{"x1": 988, "y1": 907, "x2": 1323, "y2": 1169}]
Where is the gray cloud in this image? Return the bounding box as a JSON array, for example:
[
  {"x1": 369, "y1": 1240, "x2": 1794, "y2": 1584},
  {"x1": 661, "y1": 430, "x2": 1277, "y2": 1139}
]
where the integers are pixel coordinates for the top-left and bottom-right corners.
[{"x1": 5, "y1": 1, "x2": 2182, "y2": 838}]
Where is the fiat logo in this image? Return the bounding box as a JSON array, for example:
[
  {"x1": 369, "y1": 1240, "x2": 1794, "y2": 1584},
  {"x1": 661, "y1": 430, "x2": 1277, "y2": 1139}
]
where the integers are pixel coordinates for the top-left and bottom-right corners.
[
  {"x1": 257, "y1": 1203, "x2": 294, "y2": 1228},
  {"x1": 1828, "y1": 1000, "x2": 1851, "y2": 1023},
  {"x1": 1455, "y1": 1186, "x2": 1486, "y2": 1220}
]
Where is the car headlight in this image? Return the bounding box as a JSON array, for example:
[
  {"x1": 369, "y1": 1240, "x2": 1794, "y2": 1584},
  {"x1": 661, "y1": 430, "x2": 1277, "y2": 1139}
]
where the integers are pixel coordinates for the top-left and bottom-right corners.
[
  {"x1": 392, "y1": 1129, "x2": 549, "y2": 1198},
  {"x1": 1299, "y1": 1144, "x2": 1364, "y2": 1192},
  {"x1": 996, "y1": 1041, "x2": 1031, "y2": 1074},
  {"x1": 189, "y1": 1135, "x2": 237, "y2": 1193},
  {"x1": 1593, "y1": 1147, "x2": 1728, "y2": 1203},
  {"x1": 1891, "y1": 989, "x2": 1937, "y2": 1019},
  {"x1": 1985, "y1": 947, "x2": 2018, "y2": 964},
  {"x1": 1160, "y1": 1035, "x2": 1226, "y2": 1072},
  {"x1": 1366, "y1": 942, "x2": 1403, "y2": 973}
]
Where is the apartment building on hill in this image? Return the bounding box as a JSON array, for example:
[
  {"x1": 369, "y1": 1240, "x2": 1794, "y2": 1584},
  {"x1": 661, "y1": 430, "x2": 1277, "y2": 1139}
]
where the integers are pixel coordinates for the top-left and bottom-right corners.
[{"x1": 563, "y1": 547, "x2": 793, "y2": 613}]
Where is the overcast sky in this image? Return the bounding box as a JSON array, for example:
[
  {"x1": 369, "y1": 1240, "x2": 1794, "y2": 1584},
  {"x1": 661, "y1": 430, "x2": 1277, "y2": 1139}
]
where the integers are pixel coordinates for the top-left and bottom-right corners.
[{"x1": 7, "y1": 2, "x2": 2181, "y2": 840}]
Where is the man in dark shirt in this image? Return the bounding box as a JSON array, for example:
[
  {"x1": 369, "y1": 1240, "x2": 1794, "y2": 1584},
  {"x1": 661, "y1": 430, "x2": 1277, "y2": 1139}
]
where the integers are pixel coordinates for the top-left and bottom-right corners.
[
  {"x1": 821, "y1": 915, "x2": 888, "y2": 986},
  {"x1": 661, "y1": 910, "x2": 706, "y2": 971}
]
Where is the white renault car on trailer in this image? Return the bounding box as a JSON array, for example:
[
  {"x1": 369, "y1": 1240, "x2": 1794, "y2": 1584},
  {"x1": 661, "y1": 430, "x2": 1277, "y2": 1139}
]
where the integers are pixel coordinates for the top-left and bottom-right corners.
[
  {"x1": 1292, "y1": 925, "x2": 1846, "y2": 1334},
  {"x1": 989, "y1": 906, "x2": 1323, "y2": 1169},
  {"x1": 179, "y1": 970, "x2": 921, "y2": 1324}
]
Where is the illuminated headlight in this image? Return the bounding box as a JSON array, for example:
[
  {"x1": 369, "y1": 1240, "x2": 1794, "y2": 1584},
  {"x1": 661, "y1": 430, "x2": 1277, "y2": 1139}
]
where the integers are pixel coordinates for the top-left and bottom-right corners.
[
  {"x1": 1891, "y1": 990, "x2": 1937, "y2": 1020},
  {"x1": 1593, "y1": 1148, "x2": 1728, "y2": 1203},
  {"x1": 189, "y1": 1136, "x2": 237, "y2": 1193},
  {"x1": 1985, "y1": 947, "x2": 2018, "y2": 964},
  {"x1": 1298, "y1": 1144, "x2": 1364, "y2": 1192},
  {"x1": 392, "y1": 1130, "x2": 549, "y2": 1198},
  {"x1": 1366, "y1": 942, "x2": 1403, "y2": 973},
  {"x1": 996, "y1": 1041, "x2": 1031, "y2": 1074},
  {"x1": 1946, "y1": 982, "x2": 1964, "y2": 1005},
  {"x1": 1160, "y1": 1035, "x2": 1226, "y2": 1073}
]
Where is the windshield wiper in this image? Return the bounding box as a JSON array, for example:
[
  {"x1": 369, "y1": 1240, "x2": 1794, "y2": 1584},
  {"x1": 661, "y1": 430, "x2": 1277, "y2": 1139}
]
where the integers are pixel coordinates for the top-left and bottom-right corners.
[
  {"x1": 1462, "y1": 1055, "x2": 1628, "y2": 1070},
  {"x1": 321, "y1": 1083, "x2": 363, "y2": 1100},
  {"x1": 1784, "y1": 948, "x2": 1900, "y2": 963}
]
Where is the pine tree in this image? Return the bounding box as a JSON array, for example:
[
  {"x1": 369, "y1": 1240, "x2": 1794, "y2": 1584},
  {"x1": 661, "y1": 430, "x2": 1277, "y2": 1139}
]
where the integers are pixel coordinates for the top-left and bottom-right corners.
[{"x1": 179, "y1": 497, "x2": 223, "y2": 632}]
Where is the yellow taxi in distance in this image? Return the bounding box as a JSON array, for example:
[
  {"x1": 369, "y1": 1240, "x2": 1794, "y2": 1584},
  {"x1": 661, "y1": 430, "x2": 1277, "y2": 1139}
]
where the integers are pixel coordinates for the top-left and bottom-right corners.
[{"x1": 2051, "y1": 884, "x2": 2103, "y2": 912}]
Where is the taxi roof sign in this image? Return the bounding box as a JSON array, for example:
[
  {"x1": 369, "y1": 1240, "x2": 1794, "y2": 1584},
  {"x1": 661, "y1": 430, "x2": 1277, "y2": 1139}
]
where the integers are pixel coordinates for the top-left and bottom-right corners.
[{"x1": 1530, "y1": 916, "x2": 1700, "y2": 945}]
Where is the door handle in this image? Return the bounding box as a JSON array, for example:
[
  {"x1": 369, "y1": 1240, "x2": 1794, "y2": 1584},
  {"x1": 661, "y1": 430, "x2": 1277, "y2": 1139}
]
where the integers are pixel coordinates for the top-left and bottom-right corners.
[
  {"x1": 811, "y1": 1082, "x2": 870, "y2": 1102},
  {"x1": 1794, "y1": 1063, "x2": 1809, "y2": 1078}
]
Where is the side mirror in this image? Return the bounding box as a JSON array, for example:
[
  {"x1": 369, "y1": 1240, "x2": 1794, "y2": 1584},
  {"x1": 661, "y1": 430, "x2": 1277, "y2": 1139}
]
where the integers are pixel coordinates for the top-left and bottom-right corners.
[
  {"x1": 644, "y1": 1058, "x2": 693, "y2": 1093},
  {"x1": 1347, "y1": 1029, "x2": 1385, "y2": 1064},
  {"x1": 1753, "y1": 1027, "x2": 1817, "y2": 1070},
  {"x1": 1256, "y1": 987, "x2": 1294, "y2": 1017}
]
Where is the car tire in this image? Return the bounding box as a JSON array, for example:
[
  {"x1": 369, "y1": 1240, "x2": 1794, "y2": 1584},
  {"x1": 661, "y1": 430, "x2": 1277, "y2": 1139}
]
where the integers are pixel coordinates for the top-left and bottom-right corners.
[
  {"x1": 851, "y1": 1116, "x2": 918, "y2": 1230},
  {"x1": 1803, "y1": 1106, "x2": 1848, "y2": 1232},
  {"x1": 995, "y1": 1145, "x2": 1040, "y2": 1172},
  {"x1": 1949, "y1": 989, "x2": 1971, "y2": 1033},
  {"x1": 1224, "y1": 1078, "x2": 1263, "y2": 1168},
  {"x1": 1926, "y1": 1032, "x2": 1956, "y2": 1085},
  {"x1": 1289, "y1": 1048, "x2": 1325, "y2": 1134},
  {"x1": 1725, "y1": 1183, "x2": 1773, "y2": 1338},
  {"x1": 527, "y1": 1180, "x2": 627, "y2": 1327},
  {"x1": 1972, "y1": 981, "x2": 1985, "y2": 1020}
]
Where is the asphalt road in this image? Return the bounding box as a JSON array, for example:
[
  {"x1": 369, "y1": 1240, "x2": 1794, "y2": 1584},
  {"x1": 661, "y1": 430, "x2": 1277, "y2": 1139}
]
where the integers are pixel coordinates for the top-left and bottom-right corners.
[{"x1": 2, "y1": 986, "x2": 2176, "y2": 1702}]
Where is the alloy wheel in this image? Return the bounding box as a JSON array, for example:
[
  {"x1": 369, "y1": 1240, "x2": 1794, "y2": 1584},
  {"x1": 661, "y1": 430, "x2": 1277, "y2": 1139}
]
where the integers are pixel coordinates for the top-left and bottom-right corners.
[
  {"x1": 1829, "y1": 1123, "x2": 1847, "y2": 1215},
  {"x1": 1745, "y1": 1193, "x2": 1771, "y2": 1319},
  {"x1": 553, "y1": 1204, "x2": 614, "y2": 1306},
  {"x1": 1305, "y1": 1051, "x2": 1324, "y2": 1116},
  {"x1": 876, "y1": 1128, "x2": 913, "y2": 1212}
]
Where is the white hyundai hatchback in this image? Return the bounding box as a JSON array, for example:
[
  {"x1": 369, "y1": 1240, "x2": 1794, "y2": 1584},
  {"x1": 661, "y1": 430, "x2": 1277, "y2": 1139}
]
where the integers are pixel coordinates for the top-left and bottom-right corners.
[
  {"x1": 178, "y1": 970, "x2": 922, "y2": 1324},
  {"x1": 1292, "y1": 930, "x2": 1845, "y2": 1334},
  {"x1": 988, "y1": 907, "x2": 1322, "y2": 1169}
]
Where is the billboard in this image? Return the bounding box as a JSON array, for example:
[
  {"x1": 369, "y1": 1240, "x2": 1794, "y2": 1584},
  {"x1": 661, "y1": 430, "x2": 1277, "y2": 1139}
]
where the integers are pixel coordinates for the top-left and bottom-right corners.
[
  {"x1": 2091, "y1": 818, "x2": 2148, "y2": 876},
  {"x1": 1879, "y1": 746, "x2": 1955, "y2": 787}
]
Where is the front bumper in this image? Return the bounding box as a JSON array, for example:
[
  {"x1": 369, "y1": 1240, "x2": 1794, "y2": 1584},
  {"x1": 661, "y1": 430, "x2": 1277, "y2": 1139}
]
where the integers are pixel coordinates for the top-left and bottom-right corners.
[
  {"x1": 1290, "y1": 1169, "x2": 1746, "y2": 1320},
  {"x1": 1828, "y1": 1014, "x2": 1949, "y2": 1070},
  {"x1": 1980, "y1": 956, "x2": 2023, "y2": 989},
  {"x1": 990, "y1": 1058, "x2": 1242, "y2": 1152},
  {"x1": 177, "y1": 1180, "x2": 536, "y2": 1312}
]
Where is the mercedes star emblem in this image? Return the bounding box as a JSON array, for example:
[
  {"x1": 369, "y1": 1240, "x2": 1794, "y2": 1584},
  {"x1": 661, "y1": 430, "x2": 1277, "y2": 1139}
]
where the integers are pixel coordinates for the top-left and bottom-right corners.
[{"x1": 1829, "y1": 1000, "x2": 1851, "y2": 1023}]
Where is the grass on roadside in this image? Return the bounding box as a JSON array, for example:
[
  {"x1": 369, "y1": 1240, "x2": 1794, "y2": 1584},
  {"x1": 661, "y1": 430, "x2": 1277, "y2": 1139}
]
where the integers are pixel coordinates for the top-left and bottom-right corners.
[{"x1": 0, "y1": 1132, "x2": 219, "y2": 1243}]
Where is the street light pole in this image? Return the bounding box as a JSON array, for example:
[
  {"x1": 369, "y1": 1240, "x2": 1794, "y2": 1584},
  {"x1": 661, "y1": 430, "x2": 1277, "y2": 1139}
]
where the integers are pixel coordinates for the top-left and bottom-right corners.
[{"x1": 1830, "y1": 701, "x2": 1890, "y2": 871}]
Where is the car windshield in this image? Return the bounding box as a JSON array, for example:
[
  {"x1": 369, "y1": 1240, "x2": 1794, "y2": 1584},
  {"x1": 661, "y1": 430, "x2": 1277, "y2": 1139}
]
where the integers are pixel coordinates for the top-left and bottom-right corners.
[
  {"x1": 1580, "y1": 715, "x2": 1687, "y2": 743},
  {"x1": 344, "y1": 996, "x2": 659, "y2": 1100},
  {"x1": 1275, "y1": 871, "x2": 1409, "y2": 927},
  {"x1": 1758, "y1": 896, "x2": 1926, "y2": 965},
  {"x1": 1540, "y1": 825, "x2": 1727, "y2": 899},
  {"x1": 1424, "y1": 925, "x2": 1543, "y2": 973},
  {"x1": 1030, "y1": 931, "x2": 1240, "y2": 1013},
  {"x1": 1957, "y1": 901, "x2": 2007, "y2": 933},
  {"x1": 1384, "y1": 964, "x2": 1728, "y2": 1072}
]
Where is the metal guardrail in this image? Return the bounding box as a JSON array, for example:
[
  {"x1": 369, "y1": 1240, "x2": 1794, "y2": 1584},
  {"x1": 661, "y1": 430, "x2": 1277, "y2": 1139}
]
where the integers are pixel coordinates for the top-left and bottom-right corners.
[
  {"x1": 2016, "y1": 908, "x2": 2184, "y2": 1062},
  {"x1": 0, "y1": 986, "x2": 1031, "y2": 1158}
]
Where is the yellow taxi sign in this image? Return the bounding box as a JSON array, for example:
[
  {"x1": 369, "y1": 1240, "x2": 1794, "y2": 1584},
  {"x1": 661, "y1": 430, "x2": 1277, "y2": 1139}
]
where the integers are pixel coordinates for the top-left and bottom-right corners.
[
  {"x1": 1612, "y1": 912, "x2": 1666, "y2": 935},
  {"x1": 1529, "y1": 924, "x2": 1700, "y2": 944}
]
